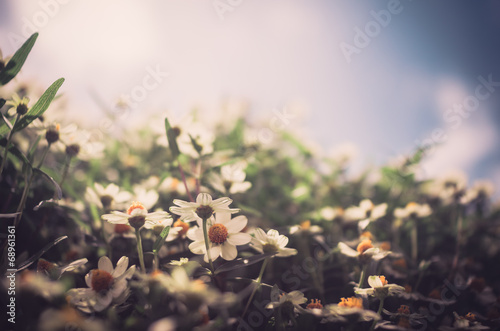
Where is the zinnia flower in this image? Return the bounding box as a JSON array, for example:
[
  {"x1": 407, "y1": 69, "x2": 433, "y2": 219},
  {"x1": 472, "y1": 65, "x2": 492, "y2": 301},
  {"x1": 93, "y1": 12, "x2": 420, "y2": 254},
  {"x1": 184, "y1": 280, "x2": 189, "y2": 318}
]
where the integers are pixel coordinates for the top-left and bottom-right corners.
[
  {"x1": 170, "y1": 193, "x2": 239, "y2": 222},
  {"x1": 187, "y1": 212, "x2": 251, "y2": 262},
  {"x1": 102, "y1": 202, "x2": 171, "y2": 230},
  {"x1": 355, "y1": 275, "x2": 405, "y2": 299},
  {"x1": 250, "y1": 228, "x2": 297, "y2": 257},
  {"x1": 67, "y1": 256, "x2": 135, "y2": 312}
]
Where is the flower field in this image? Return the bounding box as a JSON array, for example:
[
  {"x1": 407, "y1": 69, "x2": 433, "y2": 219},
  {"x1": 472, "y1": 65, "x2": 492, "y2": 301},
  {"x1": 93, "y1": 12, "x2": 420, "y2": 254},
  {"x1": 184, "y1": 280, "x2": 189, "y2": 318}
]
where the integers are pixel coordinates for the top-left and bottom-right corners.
[{"x1": 1, "y1": 33, "x2": 500, "y2": 331}]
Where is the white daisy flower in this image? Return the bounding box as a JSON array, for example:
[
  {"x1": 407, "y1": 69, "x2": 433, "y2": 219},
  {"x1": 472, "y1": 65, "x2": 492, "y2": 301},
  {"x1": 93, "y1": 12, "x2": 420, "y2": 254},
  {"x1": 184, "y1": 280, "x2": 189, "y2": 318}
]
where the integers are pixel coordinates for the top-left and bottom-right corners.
[
  {"x1": 208, "y1": 161, "x2": 252, "y2": 194},
  {"x1": 355, "y1": 275, "x2": 405, "y2": 299},
  {"x1": 250, "y1": 228, "x2": 297, "y2": 257},
  {"x1": 6, "y1": 93, "x2": 30, "y2": 116},
  {"x1": 85, "y1": 183, "x2": 132, "y2": 211},
  {"x1": 394, "y1": 202, "x2": 432, "y2": 219},
  {"x1": 37, "y1": 258, "x2": 88, "y2": 280},
  {"x1": 337, "y1": 240, "x2": 390, "y2": 262},
  {"x1": 131, "y1": 186, "x2": 159, "y2": 210},
  {"x1": 102, "y1": 202, "x2": 171, "y2": 230},
  {"x1": 169, "y1": 257, "x2": 190, "y2": 266},
  {"x1": 289, "y1": 220, "x2": 323, "y2": 235},
  {"x1": 170, "y1": 193, "x2": 239, "y2": 222},
  {"x1": 461, "y1": 180, "x2": 495, "y2": 204},
  {"x1": 344, "y1": 199, "x2": 388, "y2": 231},
  {"x1": 323, "y1": 297, "x2": 380, "y2": 323},
  {"x1": 187, "y1": 212, "x2": 251, "y2": 262},
  {"x1": 266, "y1": 290, "x2": 307, "y2": 311},
  {"x1": 67, "y1": 256, "x2": 135, "y2": 313},
  {"x1": 143, "y1": 217, "x2": 183, "y2": 241}
]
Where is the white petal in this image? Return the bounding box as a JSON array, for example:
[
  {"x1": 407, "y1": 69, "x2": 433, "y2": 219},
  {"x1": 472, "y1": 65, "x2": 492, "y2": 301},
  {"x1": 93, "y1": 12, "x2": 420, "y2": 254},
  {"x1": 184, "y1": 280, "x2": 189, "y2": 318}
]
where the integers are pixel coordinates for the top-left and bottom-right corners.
[
  {"x1": 221, "y1": 243, "x2": 238, "y2": 260},
  {"x1": 225, "y1": 216, "x2": 247, "y2": 233},
  {"x1": 112, "y1": 256, "x2": 129, "y2": 278},
  {"x1": 338, "y1": 242, "x2": 359, "y2": 257},
  {"x1": 253, "y1": 228, "x2": 267, "y2": 242},
  {"x1": 196, "y1": 193, "x2": 212, "y2": 205},
  {"x1": 215, "y1": 212, "x2": 231, "y2": 224},
  {"x1": 368, "y1": 276, "x2": 383, "y2": 288},
  {"x1": 85, "y1": 272, "x2": 92, "y2": 288},
  {"x1": 227, "y1": 232, "x2": 251, "y2": 245},
  {"x1": 276, "y1": 248, "x2": 297, "y2": 257},
  {"x1": 98, "y1": 256, "x2": 113, "y2": 273},
  {"x1": 276, "y1": 235, "x2": 289, "y2": 248},
  {"x1": 94, "y1": 291, "x2": 113, "y2": 311},
  {"x1": 110, "y1": 279, "x2": 127, "y2": 298},
  {"x1": 189, "y1": 241, "x2": 206, "y2": 255}
]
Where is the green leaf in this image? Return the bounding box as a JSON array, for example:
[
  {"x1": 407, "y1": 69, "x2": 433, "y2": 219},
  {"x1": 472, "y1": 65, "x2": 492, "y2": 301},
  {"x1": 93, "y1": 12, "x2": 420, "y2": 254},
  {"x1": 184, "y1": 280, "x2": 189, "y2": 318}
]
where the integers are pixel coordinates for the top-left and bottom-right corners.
[
  {"x1": 16, "y1": 235, "x2": 68, "y2": 272},
  {"x1": 33, "y1": 168, "x2": 63, "y2": 200},
  {"x1": 11, "y1": 78, "x2": 65, "y2": 134},
  {"x1": 214, "y1": 253, "x2": 275, "y2": 275},
  {"x1": 0, "y1": 137, "x2": 32, "y2": 169},
  {"x1": 0, "y1": 212, "x2": 21, "y2": 218},
  {"x1": 188, "y1": 133, "x2": 203, "y2": 155},
  {"x1": 165, "y1": 117, "x2": 180, "y2": 158},
  {"x1": 152, "y1": 225, "x2": 171, "y2": 253},
  {"x1": 0, "y1": 32, "x2": 39, "y2": 86}
]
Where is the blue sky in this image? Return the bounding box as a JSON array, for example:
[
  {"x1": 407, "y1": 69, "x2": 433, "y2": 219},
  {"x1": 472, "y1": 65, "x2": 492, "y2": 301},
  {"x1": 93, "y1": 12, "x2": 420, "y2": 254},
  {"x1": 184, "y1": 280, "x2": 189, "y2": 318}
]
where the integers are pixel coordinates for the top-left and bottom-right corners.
[{"x1": 1, "y1": 0, "x2": 499, "y2": 194}]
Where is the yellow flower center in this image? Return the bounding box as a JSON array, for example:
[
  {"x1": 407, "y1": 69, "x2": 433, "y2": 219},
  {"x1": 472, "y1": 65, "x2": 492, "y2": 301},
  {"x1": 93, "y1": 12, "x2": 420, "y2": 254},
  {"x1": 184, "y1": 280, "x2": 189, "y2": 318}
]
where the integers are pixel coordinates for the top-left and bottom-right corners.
[
  {"x1": 360, "y1": 231, "x2": 374, "y2": 241},
  {"x1": 90, "y1": 269, "x2": 114, "y2": 293},
  {"x1": 306, "y1": 299, "x2": 323, "y2": 309},
  {"x1": 208, "y1": 223, "x2": 228, "y2": 244},
  {"x1": 406, "y1": 202, "x2": 418, "y2": 209},
  {"x1": 300, "y1": 220, "x2": 311, "y2": 230},
  {"x1": 356, "y1": 240, "x2": 373, "y2": 254},
  {"x1": 127, "y1": 202, "x2": 146, "y2": 215},
  {"x1": 379, "y1": 275, "x2": 388, "y2": 286},
  {"x1": 338, "y1": 297, "x2": 363, "y2": 309},
  {"x1": 174, "y1": 219, "x2": 190, "y2": 236}
]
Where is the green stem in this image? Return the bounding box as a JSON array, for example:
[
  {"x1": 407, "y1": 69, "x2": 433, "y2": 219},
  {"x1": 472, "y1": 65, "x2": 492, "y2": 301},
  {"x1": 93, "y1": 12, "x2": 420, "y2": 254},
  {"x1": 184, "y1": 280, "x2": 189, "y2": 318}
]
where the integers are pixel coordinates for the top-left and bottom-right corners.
[
  {"x1": 59, "y1": 155, "x2": 72, "y2": 186},
  {"x1": 36, "y1": 143, "x2": 51, "y2": 168},
  {"x1": 359, "y1": 264, "x2": 368, "y2": 288},
  {"x1": 0, "y1": 114, "x2": 21, "y2": 177},
  {"x1": 242, "y1": 257, "x2": 270, "y2": 318},
  {"x1": 370, "y1": 297, "x2": 385, "y2": 331},
  {"x1": 202, "y1": 218, "x2": 215, "y2": 273},
  {"x1": 13, "y1": 142, "x2": 51, "y2": 228},
  {"x1": 411, "y1": 220, "x2": 418, "y2": 263},
  {"x1": 153, "y1": 251, "x2": 159, "y2": 272},
  {"x1": 135, "y1": 228, "x2": 146, "y2": 272},
  {"x1": 178, "y1": 162, "x2": 193, "y2": 202},
  {"x1": 13, "y1": 172, "x2": 33, "y2": 228}
]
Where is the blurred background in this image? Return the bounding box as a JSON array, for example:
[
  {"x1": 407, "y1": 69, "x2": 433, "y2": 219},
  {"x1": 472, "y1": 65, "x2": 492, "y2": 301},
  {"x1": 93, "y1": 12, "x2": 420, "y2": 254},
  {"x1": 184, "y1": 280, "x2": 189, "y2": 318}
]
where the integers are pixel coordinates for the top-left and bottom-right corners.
[{"x1": 1, "y1": 0, "x2": 499, "y2": 196}]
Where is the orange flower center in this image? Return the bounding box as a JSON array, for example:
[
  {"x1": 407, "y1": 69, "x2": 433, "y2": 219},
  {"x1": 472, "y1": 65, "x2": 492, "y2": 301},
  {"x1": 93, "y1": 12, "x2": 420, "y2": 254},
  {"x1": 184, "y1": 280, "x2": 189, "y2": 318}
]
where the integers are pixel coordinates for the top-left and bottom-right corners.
[
  {"x1": 306, "y1": 299, "x2": 323, "y2": 309},
  {"x1": 357, "y1": 240, "x2": 373, "y2": 254},
  {"x1": 360, "y1": 231, "x2": 374, "y2": 241},
  {"x1": 397, "y1": 305, "x2": 410, "y2": 315},
  {"x1": 380, "y1": 241, "x2": 391, "y2": 251},
  {"x1": 90, "y1": 269, "x2": 114, "y2": 293},
  {"x1": 338, "y1": 297, "x2": 363, "y2": 309},
  {"x1": 114, "y1": 224, "x2": 132, "y2": 234},
  {"x1": 465, "y1": 312, "x2": 476, "y2": 322},
  {"x1": 174, "y1": 219, "x2": 190, "y2": 236},
  {"x1": 379, "y1": 276, "x2": 388, "y2": 286},
  {"x1": 37, "y1": 259, "x2": 56, "y2": 273},
  {"x1": 300, "y1": 220, "x2": 311, "y2": 230},
  {"x1": 208, "y1": 223, "x2": 228, "y2": 244},
  {"x1": 127, "y1": 202, "x2": 146, "y2": 215},
  {"x1": 406, "y1": 202, "x2": 418, "y2": 209}
]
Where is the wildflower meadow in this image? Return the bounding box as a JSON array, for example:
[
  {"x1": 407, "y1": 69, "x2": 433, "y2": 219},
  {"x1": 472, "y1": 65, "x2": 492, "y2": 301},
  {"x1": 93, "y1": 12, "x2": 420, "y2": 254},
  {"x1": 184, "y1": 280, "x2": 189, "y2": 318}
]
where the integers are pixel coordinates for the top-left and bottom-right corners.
[{"x1": 1, "y1": 32, "x2": 500, "y2": 331}]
